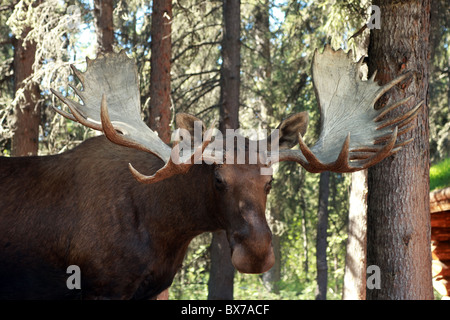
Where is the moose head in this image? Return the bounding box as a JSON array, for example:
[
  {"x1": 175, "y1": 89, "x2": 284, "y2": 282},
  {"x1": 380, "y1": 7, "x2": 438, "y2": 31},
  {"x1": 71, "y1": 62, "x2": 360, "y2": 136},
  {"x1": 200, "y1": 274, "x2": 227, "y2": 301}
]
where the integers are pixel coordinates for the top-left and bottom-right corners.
[{"x1": 51, "y1": 46, "x2": 421, "y2": 275}]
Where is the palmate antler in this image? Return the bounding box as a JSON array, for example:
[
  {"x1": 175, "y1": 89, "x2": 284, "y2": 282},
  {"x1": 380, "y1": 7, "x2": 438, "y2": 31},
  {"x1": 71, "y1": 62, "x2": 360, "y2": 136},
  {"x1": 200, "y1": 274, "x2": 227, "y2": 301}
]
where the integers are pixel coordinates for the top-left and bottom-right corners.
[
  {"x1": 275, "y1": 45, "x2": 422, "y2": 173},
  {"x1": 51, "y1": 50, "x2": 213, "y2": 183},
  {"x1": 52, "y1": 47, "x2": 422, "y2": 181}
]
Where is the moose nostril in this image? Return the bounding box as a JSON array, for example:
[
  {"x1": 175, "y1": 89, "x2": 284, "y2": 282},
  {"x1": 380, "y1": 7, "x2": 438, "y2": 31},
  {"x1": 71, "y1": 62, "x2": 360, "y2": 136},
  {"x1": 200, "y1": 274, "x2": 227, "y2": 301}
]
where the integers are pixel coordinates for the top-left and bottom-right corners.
[
  {"x1": 231, "y1": 224, "x2": 271, "y2": 248},
  {"x1": 231, "y1": 228, "x2": 249, "y2": 244}
]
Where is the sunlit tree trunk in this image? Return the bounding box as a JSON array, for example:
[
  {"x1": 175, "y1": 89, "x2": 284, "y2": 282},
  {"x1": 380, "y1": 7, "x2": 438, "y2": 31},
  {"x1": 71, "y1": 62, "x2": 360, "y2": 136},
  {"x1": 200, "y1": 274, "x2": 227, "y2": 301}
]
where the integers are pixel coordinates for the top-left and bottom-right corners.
[
  {"x1": 315, "y1": 171, "x2": 330, "y2": 300},
  {"x1": 343, "y1": 170, "x2": 368, "y2": 300},
  {"x1": 93, "y1": 0, "x2": 114, "y2": 53},
  {"x1": 11, "y1": 26, "x2": 40, "y2": 157},
  {"x1": 343, "y1": 32, "x2": 369, "y2": 301}
]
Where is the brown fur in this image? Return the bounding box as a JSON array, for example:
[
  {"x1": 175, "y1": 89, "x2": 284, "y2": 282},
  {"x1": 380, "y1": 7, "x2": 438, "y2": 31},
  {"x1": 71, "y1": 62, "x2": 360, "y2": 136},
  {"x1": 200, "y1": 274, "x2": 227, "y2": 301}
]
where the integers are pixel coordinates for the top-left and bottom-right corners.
[{"x1": 0, "y1": 135, "x2": 274, "y2": 299}]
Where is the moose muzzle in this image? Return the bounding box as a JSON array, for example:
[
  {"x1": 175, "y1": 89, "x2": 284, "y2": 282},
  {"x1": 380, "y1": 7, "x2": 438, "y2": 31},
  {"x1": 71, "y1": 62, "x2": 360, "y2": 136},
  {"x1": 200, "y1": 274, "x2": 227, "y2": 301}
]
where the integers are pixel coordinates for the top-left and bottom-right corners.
[{"x1": 228, "y1": 215, "x2": 275, "y2": 274}]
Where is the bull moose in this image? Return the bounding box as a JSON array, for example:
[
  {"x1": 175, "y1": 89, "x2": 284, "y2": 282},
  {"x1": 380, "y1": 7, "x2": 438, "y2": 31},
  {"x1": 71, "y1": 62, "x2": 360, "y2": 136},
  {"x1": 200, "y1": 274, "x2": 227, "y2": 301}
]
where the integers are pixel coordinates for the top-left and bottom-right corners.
[{"x1": 0, "y1": 46, "x2": 421, "y2": 299}]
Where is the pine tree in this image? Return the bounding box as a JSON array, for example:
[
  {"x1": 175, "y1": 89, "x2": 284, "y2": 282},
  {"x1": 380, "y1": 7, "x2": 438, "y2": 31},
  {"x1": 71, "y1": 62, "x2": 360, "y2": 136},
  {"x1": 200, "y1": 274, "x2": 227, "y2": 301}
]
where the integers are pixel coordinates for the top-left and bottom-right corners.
[
  {"x1": 149, "y1": 0, "x2": 172, "y2": 144},
  {"x1": 366, "y1": 0, "x2": 433, "y2": 300},
  {"x1": 10, "y1": 1, "x2": 42, "y2": 156},
  {"x1": 208, "y1": 0, "x2": 241, "y2": 300}
]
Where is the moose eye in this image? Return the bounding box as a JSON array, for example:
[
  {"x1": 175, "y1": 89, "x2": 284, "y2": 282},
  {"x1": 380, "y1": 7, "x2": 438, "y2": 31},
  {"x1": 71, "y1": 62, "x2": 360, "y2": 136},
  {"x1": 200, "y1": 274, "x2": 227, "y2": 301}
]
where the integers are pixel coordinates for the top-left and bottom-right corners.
[
  {"x1": 214, "y1": 172, "x2": 227, "y2": 190},
  {"x1": 265, "y1": 178, "x2": 274, "y2": 194}
]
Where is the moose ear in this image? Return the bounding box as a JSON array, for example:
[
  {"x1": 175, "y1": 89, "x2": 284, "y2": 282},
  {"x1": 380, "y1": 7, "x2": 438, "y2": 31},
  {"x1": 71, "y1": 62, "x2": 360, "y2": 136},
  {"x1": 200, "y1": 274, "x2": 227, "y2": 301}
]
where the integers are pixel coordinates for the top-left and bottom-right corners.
[
  {"x1": 175, "y1": 113, "x2": 206, "y2": 148},
  {"x1": 176, "y1": 113, "x2": 206, "y2": 136},
  {"x1": 272, "y1": 112, "x2": 309, "y2": 150}
]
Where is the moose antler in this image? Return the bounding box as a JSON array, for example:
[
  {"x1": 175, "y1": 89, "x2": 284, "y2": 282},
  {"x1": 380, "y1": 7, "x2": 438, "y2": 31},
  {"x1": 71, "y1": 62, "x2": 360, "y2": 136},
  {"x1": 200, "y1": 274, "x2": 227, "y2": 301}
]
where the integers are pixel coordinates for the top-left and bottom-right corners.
[
  {"x1": 276, "y1": 46, "x2": 422, "y2": 173},
  {"x1": 51, "y1": 50, "x2": 212, "y2": 183}
]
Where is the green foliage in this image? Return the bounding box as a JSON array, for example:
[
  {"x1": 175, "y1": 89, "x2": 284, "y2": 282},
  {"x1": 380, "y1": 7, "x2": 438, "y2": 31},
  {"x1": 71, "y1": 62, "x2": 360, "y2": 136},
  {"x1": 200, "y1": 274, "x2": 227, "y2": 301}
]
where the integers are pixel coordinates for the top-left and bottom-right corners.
[
  {"x1": 430, "y1": 158, "x2": 450, "y2": 191},
  {"x1": 170, "y1": 234, "x2": 211, "y2": 300},
  {"x1": 170, "y1": 0, "x2": 222, "y2": 124}
]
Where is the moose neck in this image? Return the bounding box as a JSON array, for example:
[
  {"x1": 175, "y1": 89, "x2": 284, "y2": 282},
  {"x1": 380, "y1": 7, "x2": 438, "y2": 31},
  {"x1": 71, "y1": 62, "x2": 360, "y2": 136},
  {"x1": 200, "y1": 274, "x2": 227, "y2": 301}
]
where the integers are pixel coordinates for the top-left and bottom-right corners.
[
  {"x1": 130, "y1": 162, "x2": 220, "y2": 297},
  {"x1": 139, "y1": 162, "x2": 219, "y2": 244}
]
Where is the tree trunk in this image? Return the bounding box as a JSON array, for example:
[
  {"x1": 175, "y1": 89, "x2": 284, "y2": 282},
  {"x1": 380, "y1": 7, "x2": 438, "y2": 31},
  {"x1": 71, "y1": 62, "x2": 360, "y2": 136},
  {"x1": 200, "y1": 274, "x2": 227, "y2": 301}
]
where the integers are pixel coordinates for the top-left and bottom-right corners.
[
  {"x1": 343, "y1": 32, "x2": 369, "y2": 301},
  {"x1": 254, "y1": 0, "x2": 279, "y2": 294},
  {"x1": 149, "y1": 0, "x2": 172, "y2": 144},
  {"x1": 208, "y1": 0, "x2": 240, "y2": 300},
  {"x1": 149, "y1": 0, "x2": 172, "y2": 299},
  {"x1": 208, "y1": 230, "x2": 235, "y2": 300},
  {"x1": 315, "y1": 171, "x2": 330, "y2": 300},
  {"x1": 366, "y1": 0, "x2": 433, "y2": 300},
  {"x1": 253, "y1": 0, "x2": 272, "y2": 123},
  {"x1": 343, "y1": 169, "x2": 368, "y2": 300},
  {"x1": 300, "y1": 193, "x2": 309, "y2": 274},
  {"x1": 11, "y1": 27, "x2": 40, "y2": 157},
  {"x1": 298, "y1": 169, "x2": 309, "y2": 274},
  {"x1": 219, "y1": 0, "x2": 240, "y2": 130},
  {"x1": 93, "y1": 0, "x2": 114, "y2": 53}
]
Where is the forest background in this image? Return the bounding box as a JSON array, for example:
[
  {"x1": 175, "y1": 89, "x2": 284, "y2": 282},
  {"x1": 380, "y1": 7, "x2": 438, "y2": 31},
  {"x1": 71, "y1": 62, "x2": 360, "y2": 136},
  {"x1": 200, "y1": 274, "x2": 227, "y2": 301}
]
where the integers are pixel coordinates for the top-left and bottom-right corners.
[{"x1": 0, "y1": 0, "x2": 449, "y2": 299}]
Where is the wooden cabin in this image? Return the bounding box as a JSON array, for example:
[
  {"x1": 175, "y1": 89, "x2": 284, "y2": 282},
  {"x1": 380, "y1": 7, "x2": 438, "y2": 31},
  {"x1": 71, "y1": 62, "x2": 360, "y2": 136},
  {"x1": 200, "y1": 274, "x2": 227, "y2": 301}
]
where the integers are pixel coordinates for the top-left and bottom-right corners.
[{"x1": 431, "y1": 187, "x2": 450, "y2": 299}]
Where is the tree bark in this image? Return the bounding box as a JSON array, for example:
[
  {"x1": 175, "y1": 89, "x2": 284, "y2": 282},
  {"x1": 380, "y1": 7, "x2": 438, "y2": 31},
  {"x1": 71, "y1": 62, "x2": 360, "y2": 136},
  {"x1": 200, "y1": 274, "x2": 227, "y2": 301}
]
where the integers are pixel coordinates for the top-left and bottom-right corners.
[
  {"x1": 343, "y1": 169, "x2": 368, "y2": 300},
  {"x1": 149, "y1": 0, "x2": 172, "y2": 144},
  {"x1": 296, "y1": 168, "x2": 309, "y2": 274},
  {"x1": 11, "y1": 27, "x2": 40, "y2": 157},
  {"x1": 93, "y1": 0, "x2": 114, "y2": 53},
  {"x1": 208, "y1": 230, "x2": 235, "y2": 300},
  {"x1": 149, "y1": 0, "x2": 173, "y2": 299},
  {"x1": 300, "y1": 192, "x2": 309, "y2": 274},
  {"x1": 208, "y1": 0, "x2": 241, "y2": 300},
  {"x1": 219, "y1": 0, "x2": 240, "y2": 131},
  {"x1": 253, "y1": 0, "x2": 272, "y2": 123},
  {"x1": 315, "y1": 171, "x2": 330, "y2": 300},
  {"x1": 343, "y1": 32, "x2": 369, "y2": 301},
  {"x1": 253, "y1": 0, "x2": 279, "y2": 294},
  {"x1": 366, "y1": 0, "x2": 433, "y2": 300}
]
